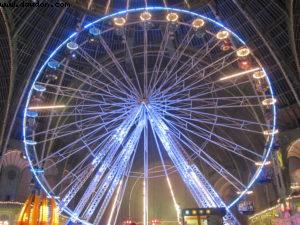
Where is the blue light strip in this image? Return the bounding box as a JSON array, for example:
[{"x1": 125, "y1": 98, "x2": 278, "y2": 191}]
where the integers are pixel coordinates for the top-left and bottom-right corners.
[
  {"x1": 70, "y1": 107, "x2": 142, "y2": 217},
  {"x1": 82, "y1": 116, "x2": 145, "y2": 221},
  {"x1": 93, "y1": 124, "x2": 142, "y2": 224},
  {"x1": 147, "y1": 106, "x2": 239, "y2": 224}
]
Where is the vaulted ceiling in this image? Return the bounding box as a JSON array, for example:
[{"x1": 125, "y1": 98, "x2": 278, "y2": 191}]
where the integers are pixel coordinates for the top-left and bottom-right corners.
[{"x1": 0, "y1": 0, "x2": 299, "y2": 157}]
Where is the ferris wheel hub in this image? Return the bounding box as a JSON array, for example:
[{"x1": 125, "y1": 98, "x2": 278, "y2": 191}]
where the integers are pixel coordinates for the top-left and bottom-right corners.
[{"x1": 139, "y1": 97, "x2": 149, "y2": 105}]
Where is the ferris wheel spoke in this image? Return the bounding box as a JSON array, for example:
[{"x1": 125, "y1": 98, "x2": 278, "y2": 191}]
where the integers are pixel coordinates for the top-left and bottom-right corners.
[
  {"x1": 148, "y1": 23, "x2": 170, "y2": 95},
  {"x1": 151, "y1": 124, "x2": 182, "y2": 222},
  {"x1": 151, "y1": 77, "x2": 216, "y2": 103},
  {"x1": 51, "y1": 152, "x2": 94, "y2": 192},
  {"x1": 98, "y1": 36, "x2": 140, "y2": 97},
  {"x1": 153, "y1": 47, "x2": 236, "y2": 98},
  {"x1": 57, "y1": 102, "x2": 134, "y2": 110},
  {"x1": 61, "y1": 62, "x2": 133, "y2": 101},
  {"x1": 40, "y1": 90, "x2": 129, "y2": 107},
  {"x1": 154, "y1": 27, "x2": 194, "y2": 89},
  {"x1": 39, "y1": 130, "x2": 114, "y2": 171},
  {"x1": 62, "y1": 107, "x2": 143, "y2": 214},
  {"x1": 174, "y1": 132, "x2": 246, "y2": 190},
  {"x1": 152, "y1": 76, "x2": 251, "y2": 104},
  {"x1": 154, "y1": 103, "x2": 269, "y2": 129},
  {"x1": 76, "y1": 48, "x2": 136, "y2": 98},
  {"x1": 32, "y1": 109, "x2": 129, "y2": 145},
  {"x1": 156, "y1": 95, "x2": 268, "y2": 112},
  {"x1": 166, "y1": 109, "x2": 264, "y2": 158},
  {"x1": 59, "y1": 63, "x2": 134, "y2": 101},
  {"x1": 94, "y1": 136, "x2": 138, "y2": 224},
  {"x1": 123, "y1": 35, "x2": 143, "y2": 95},
  {"x1": 38, "y1": 89, "x2": 123, "y2": 105},
  {"x1": 143, "y1": 23, "x2": 149, "y2": 97},
  {"x1": 157, "y1": 113, "x2": 246, "y2": 182},
  {"x1": 161, "y1": 115, "x2": 262, "y2": 161},
  {"x1": 49, "y1": 105, "x2": 131, "y2": 135},
  {"x1": 43, "y1": 139, "x2": 99, "y2": 172},
  {"x1": 149, "y1": 109, "x2": 227, "y2": 208},
  {"x1": 28, "y1": 114, "x2": 102, "y2": 138},
  {"x1": 150, "y1": 33, "x2": 218, "y2": 96},
  {"x1": 60, "y1": 139, "x2": 130, "y2": 209},
  {"x1": 107, "y1": 156, "x2": 133, "y2": 225},
  {"x1": 156, "y1": 94, "x2": 267, "y2": 106},
  {"x1": 165, "y1": 125, "x2": 246, "y2": 191},
  {"x1": 36, "y1": 117, "x2": 120, "y2": 144},
  {"x1": 60, "y1": 133, "x2": 129, "y2": 210},
  {"x1": 196, "y1": 79, "x2": 251, "y2": 100},
  {"x1": 152, "y1": 37, "x2": 221, "y2": 96},
  {"x1": 155, "y1": 95, "x2": 265, "y2": 111},
  {"x1": 166, "y1": 120, "x2": 258, "y2": 165},
  {"x1": 154, "y1": 106, "x2": 264, "y2": 134},
  {"x1": 34, "y1": 109, "x2": 127, "y2": 118},
  {"x1": 35, "y1": 128, "x2": 114, "y2": 169},
  {"x1": 57, "y1": 64, "x2": 117, "y2": 95},
  {"x1": 78, "y1": 118, "x2": 145, "y2": 220},
  {"x1": 35, "y1": 81, "x2": 131, "y2": 104}
]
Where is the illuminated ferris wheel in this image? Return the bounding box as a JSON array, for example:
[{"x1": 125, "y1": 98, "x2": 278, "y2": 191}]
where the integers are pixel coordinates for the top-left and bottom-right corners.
[{"x1": 23, "y1": 7, "x2": 277, "y2": 225}]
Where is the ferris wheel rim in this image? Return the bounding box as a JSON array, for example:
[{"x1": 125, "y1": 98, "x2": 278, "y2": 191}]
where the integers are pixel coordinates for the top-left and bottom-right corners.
[{"x1": 22, "y1": 6, "x2": 277, "y2": 223}]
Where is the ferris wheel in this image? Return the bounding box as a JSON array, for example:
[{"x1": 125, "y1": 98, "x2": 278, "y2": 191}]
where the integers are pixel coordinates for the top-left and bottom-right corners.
[{"x1": 23, "y1": 7, "x2": 277, "y2": 225}]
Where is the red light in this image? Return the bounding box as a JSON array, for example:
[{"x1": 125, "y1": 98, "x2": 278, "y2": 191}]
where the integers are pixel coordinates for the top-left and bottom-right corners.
[
  {"x1": 238, "y1": 58, "x2": 252, "y2": 70},
  {"x1": 220, "y1": 40, "x2": 232, "y2": 51},
  {"x1": 123, "y1": 219, "x2": 136, "y2": 225},
  {"x1": 151, "y1": 219, "x2": 161, "y2": 224}
]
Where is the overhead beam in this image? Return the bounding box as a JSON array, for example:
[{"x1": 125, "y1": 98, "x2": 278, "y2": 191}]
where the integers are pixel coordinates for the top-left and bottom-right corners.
[
  {"x1": 0, "y1": 7, "x2": 67, "y2": 157},
  {"x1": 286, "y1": 0, "x2": 300, "y2": 80},
  {"x1": 0, "y1": 8, "x2": 13, "y2": 158},
  {"x1": 232, "y1": 0, "x2": 300, "y2": 106}
]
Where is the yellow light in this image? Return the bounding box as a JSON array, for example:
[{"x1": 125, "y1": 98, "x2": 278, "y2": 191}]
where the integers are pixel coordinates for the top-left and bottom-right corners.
[
  {"x1": 219, "y1": 67, "x2": 260, "y2": 81},
  {"x1": 192, "y1": 18, "x2": 205, "y2": 29},
  {"x1": 107, "y1": 180, "x2": 123, "y2": 225},
  {"x1": 255, "y1": 161, "x2": 271, "y2": 166},
  {"x1": 206, "y1": 209, "x2": 211, "y2": 214},
  {"x1": 28, "y1": 105, "x2": 66, "y2": 110},
  {"x1": 18, "y1": 195, "x2": 33, "y2": 223},
  {"x1": 236, "y1": 47, "x2": 251, "y2": 57},
  {"x1": 249, "y1": 195, "x2": 300, "y2": 220},
  {"x1": 253, "y1": 70, "x2": 266, "y2": 79},
  {"x1": 31, "y1": 195, "x2": 41, "y2": 225},
  {"x1": 192, "y1": 210, "x2": 197, "y2": 215},
  {"x1": 166, "y1": 176, "x2": 181, "y2": 223},
  {"x1": 140, "y1": 11, "x2": 152, "y2": 21},
  {"x1": 143, "y1": 180, "x2": 147, "y2": 225},
  {"x1": 39, "y1": 198, "x2": 48, "y2": 224},
  {"x1": 113, "y1": 17, "x2": 126, "y2": 26},
  {"x1": 50, "y1": 198, "x2": 59, "y2": 225},
  {"x1": 262, "y1": 98, "x2": 277, "y2": 106},
  {"x1": 166, "y1": 12, "x2": 179, "y2": 22},
  {"x1": 249, "y1": 205, "x2": 278, "y2": 220},
  {"x1": 236, "y1": 190, "x2": 253, "y2": 195},
  {"x1": 17, "y1": 195, "x2": 59, "y2": 225},
  {"x1": 216, "y1": 30, "x2": 229, "y2": 40},
  {"x1": 290, "y1": 183, "x2": 300, "y2": 190},
  {"x1": 263, "y1": 129, "x2": 279, "y2": 135}
]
